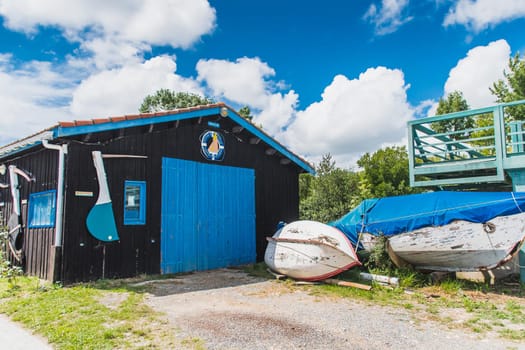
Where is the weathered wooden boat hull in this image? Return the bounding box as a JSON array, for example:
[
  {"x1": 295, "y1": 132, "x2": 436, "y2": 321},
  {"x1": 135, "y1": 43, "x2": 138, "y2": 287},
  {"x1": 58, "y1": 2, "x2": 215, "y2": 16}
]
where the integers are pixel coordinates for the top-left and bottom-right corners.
[
  {"x1": 264, "y1": 220, "x2": 360, "y2": 281},
  {"x1": 363, "y1": 212, "x2": 525, "y2": 272}
]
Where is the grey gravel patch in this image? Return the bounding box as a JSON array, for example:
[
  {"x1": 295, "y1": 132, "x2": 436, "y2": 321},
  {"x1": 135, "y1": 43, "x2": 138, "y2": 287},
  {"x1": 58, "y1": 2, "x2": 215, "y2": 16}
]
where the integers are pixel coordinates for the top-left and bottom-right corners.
[
  {"x1": 145, "y1": 269, "x2": 260, "y2": 296},
  {"x1": 184, "y1": 311, "x2": 354, "y2": 350},
  {"x1": 146, "y1": 269, "x2": 525, "y2": 350}
]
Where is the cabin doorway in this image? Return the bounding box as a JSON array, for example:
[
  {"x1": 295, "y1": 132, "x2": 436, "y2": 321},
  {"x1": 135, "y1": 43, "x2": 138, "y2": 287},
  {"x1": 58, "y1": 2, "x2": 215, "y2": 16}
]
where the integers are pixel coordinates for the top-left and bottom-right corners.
[{"x1": 160, "y1": 157, "x2": 256, "y2": 274}]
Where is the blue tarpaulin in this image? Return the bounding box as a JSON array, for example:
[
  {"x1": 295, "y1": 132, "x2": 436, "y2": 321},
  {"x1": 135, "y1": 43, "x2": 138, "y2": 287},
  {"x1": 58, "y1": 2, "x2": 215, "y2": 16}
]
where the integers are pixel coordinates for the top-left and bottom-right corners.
[{"x1": 330, "y1": 191, "x2": 525, "y2": 247}]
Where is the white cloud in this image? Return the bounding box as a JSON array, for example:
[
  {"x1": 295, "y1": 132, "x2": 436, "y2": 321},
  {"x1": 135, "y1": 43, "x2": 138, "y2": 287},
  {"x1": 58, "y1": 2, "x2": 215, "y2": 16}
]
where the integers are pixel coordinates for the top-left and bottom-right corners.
[
  {"x1": 80, "y1": 37, "x2": 148, "y2": 70},
  {"x1": 444, "y1": 39, "x2": 510, "y2": 108},
  {"x1": 197, "y1": 57, "x2": 298, "y2": 135},
  {"x1": 444, "y1": 0, "x2": 525, "y2": 32},
  {"x1": 0, "y1": 56, "x2": 73, "y2": 144},
  {"x1": 414, "y1": 99, "x2": 438, "y2": 118},
  {"x1": 255, "y1": 92, "x2": 298, "y2": 135},
  {"x1": 0, "y1": 0, "x2": 216, "y2": 69},
  {"x1": 196, "y1": 57, "x2": 276, "y2": 108},
  {"x1": 364, "y1": 0, "x2": 413, "y2": 35},
  {"x1": 0, "y1": 0, "x2": 217, "y2": 144},
  {"x1": 70, "y1": 56, "x2": 203, "y2": 118},
  {"x1": 283, "y1": 67, "x2": 413, "y2": 165},
  {"x1": 0, "y1": 54, "x2": 208, "y2": 145},
  {"x1": 0, "y1": 0, "x2": 216, "y2": 48}
]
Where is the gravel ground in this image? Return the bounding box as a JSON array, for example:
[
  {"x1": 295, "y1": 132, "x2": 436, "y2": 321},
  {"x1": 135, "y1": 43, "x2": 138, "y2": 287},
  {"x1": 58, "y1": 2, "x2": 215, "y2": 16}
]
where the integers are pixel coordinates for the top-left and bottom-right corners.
[{"x1": 145, "y1": 269, "x2": 524, "y2": 350}]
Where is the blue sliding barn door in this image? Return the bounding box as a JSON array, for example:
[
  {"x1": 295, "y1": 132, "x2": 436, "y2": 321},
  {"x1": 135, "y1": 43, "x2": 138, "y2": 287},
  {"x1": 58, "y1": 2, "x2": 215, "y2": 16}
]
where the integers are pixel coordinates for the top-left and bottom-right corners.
[{"x1": 161, "y1": 157, "x2": 256, "y2": 274}]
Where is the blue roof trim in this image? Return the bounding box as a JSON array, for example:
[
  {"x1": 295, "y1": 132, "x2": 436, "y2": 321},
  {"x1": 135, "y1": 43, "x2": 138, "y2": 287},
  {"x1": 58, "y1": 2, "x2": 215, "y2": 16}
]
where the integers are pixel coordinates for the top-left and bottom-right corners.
[
  {"x1": 0, "y1": 130, "x2": 54, "y2": 159},
  {"x1": 1, "y1": 141, "x2": 42, "y2": 158},
  {"x1": 52, "y1": 106, "x2": 314, "y2": 174},
  {"x1": 225, "y1": 108, "x2": 314, "y2": 174}
]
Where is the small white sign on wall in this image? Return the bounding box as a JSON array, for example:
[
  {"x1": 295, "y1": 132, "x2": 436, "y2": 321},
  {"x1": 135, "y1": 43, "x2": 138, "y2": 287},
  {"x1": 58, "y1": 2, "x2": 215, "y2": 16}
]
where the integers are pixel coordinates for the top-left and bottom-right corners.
[{"x1": 75, "y1": 191, "x2": 94, "y2": 197}]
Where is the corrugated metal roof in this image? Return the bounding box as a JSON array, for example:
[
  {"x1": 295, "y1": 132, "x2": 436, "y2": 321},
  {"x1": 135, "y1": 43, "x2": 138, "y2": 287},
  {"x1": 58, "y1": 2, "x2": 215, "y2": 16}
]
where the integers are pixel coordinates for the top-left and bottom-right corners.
[{"x1": 0, "y1": 103, "x2": 314, "y2": 174}]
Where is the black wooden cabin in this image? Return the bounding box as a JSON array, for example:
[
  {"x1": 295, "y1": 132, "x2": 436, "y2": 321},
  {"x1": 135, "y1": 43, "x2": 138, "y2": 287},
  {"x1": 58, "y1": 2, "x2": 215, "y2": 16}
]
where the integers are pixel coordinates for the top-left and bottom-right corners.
[{"x1": 0, "y1": 103, "x2": 313, "y2": 283}]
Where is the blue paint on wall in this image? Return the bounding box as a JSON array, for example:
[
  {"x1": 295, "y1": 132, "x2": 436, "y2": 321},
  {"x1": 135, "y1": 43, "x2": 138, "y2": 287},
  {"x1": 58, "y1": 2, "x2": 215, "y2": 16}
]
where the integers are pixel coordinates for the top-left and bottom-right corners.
[{"x1": 86, "y1": 202, "x2": 119, "y2": 242}]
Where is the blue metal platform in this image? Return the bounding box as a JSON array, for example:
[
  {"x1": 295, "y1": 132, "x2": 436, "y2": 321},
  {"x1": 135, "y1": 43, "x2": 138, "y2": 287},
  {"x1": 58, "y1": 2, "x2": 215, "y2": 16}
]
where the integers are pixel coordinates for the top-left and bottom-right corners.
[{"x1": 408, "y1": 100, "x2": 525, "y2": 191}]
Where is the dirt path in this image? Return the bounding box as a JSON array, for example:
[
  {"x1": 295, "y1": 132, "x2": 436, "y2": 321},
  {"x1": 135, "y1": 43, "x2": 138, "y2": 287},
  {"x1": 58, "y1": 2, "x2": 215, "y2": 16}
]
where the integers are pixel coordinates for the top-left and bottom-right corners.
[{"x1": 145, "y1": 269, "x2": 523, "y2": 350}]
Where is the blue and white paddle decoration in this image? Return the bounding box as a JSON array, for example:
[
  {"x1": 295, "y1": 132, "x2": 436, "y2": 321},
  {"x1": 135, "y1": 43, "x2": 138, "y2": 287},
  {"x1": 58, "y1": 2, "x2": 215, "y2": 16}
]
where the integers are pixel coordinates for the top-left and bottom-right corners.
[{"x1": 86, "y1": 151, "x2": 119, "y2": 242}]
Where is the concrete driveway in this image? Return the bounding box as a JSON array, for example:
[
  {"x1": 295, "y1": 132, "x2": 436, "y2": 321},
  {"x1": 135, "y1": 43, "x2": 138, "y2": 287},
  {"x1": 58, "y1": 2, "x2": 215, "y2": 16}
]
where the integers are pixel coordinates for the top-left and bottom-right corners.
[{"x1": 0, "y1": 314, "x2": 52, "y2": 350}]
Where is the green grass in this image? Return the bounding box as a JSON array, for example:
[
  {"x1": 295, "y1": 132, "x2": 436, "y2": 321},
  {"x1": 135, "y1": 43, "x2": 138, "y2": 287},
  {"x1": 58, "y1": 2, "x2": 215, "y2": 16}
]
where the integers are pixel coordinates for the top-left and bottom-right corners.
[
  {"x1": 0, "y1": 276, "x2": 177, "y2": 349},
  {"x1": 437, "y1": 278, "x2": 464, "y2": 294},
  {"x1": 499, "y1": 328, "x2": 525, "y2": 340},
  {"x1": 402, "y1": 302, "x2": 414, "y2": 310},
  {"x1": 181, "y1": 337, "x2": 206, "y2": 350}
]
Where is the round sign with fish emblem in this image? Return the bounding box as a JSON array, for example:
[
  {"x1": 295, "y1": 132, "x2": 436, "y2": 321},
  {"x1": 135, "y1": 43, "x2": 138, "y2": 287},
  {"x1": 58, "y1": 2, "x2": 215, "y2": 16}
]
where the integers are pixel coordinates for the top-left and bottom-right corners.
[{"x1": 200, "y1": 130, "x2": 225, "y2": 161}]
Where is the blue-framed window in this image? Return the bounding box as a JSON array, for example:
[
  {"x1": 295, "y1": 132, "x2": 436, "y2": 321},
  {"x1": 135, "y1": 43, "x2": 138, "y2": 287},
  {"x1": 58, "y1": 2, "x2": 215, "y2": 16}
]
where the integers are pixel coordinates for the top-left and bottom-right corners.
[
  {"x1": 28, "y1": 190, "x2": 57, "y2": 228},
  {"x1": 124, "y1": 180, "x2": 146, "y2": 225}
]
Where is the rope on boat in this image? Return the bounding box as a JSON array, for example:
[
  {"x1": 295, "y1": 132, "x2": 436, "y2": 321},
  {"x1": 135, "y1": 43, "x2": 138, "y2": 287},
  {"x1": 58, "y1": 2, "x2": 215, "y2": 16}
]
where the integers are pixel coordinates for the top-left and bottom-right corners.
[
  {"x1": 483, "y1": 222, "x2": 496, "y2": 233},
  {"x1": 512, "y1": 192, "x2": 524, "y2": 213},
  {"x1": 483, "y1": 223, "x2": 500, "y2": 259},
  {"x1": 355, "y1": 214, "x2": 366, "y2": 250},
  {"x1": 268, "y1": 240, "x2": 352, "y2": 270}
]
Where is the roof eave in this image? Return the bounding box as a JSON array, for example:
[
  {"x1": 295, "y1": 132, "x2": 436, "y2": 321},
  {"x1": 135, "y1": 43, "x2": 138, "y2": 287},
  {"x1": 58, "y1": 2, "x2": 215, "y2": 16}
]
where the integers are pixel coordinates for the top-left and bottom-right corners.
[
  {"x1": 55, "y1": 105, "x2": 314, "y2": 173},
  {"x1": 0, "y1": 130, "x2": 55, "y2": 159},
  {"x1": 0, "y1": 104, "x2": 315, "y2": 174},
  {"x1": 222, "y1": 107, "x2": 315, "y2": 174}
]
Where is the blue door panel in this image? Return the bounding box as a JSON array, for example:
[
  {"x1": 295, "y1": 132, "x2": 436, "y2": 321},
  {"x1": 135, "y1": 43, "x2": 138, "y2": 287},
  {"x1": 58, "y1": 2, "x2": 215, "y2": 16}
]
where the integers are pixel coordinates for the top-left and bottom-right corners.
[
  {"x1": 161, "y1": 158, "x2": 255, "y2": 274},
  {"x1": 161, "y1": 158, "x2": 199, "y2": 273}
]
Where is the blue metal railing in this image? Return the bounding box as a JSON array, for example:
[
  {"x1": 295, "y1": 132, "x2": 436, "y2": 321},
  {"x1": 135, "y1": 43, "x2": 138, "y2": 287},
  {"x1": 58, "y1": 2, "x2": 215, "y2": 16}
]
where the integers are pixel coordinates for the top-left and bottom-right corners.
[{"x1": 408, "y1": 100, "x2": 525, "y2": 187}]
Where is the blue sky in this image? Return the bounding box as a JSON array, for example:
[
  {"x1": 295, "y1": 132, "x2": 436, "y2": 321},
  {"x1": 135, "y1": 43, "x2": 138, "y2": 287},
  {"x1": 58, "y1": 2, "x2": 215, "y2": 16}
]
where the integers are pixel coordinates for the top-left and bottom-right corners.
[{"x1": 0, "y1": 0, "x2": 524, "y2": 167}]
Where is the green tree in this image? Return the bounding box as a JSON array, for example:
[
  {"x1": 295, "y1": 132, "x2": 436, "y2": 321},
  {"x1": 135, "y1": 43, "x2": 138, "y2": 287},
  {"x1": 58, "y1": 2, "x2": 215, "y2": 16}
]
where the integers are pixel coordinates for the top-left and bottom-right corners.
[
  {"x1": 357, "y1": 146, "x2": 420, "y2": 198},
  {"x1": 431, "y1": 91, "x2": 472, "y2": 140},
  {"x1": 316, "y1": 153, "x2": 336, "y2": 176},
  {"x1": 299, "y1": 154, "x2": 359, "y2": 222},
  {"x1": 490, "y1": 52, "x2": 525, "y2": 120},
  {"x1": 139, "y1": 89, "x2": 215, "y2": 113},
  {"x1": 238, "y1": 106, "x2": 254, "y2": 121},
  {"x1": 299, "y1": 173, "x2": 313, "y2": 203},
  {"x1": 350, "y1": 171, "x2": 373, "y2": 208},
  {"x1": 469, "y1": 113, "x2": 496, "y2": 156}
]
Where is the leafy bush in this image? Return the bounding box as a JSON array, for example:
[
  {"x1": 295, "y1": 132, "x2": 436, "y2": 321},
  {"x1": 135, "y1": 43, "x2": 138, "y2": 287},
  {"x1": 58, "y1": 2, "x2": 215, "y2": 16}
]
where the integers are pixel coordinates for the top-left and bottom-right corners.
[
  {"x1": 365, "y1": 235, "x2": 396, "y2": 273},
  {"x1": 0, "y1": 228, "x2": 23, "y2": 289}
]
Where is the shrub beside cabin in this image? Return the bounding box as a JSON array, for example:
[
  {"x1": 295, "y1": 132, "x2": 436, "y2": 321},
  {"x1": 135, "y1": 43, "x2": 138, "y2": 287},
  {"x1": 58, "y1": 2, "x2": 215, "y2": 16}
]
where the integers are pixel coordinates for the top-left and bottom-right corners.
[{"x1": 0, "y1": 103, "x2": 314, "y2": 283}]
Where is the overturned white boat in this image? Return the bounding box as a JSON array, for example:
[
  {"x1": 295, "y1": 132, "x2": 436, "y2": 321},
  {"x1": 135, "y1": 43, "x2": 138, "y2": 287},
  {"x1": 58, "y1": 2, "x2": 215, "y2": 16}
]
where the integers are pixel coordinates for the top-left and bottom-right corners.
[
  {"x1": 264, "y1": 220, "x2": 361, "y2": 281},
  {"x1": 331, "y1": 191, "x2": 525, "y2": 272}
]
